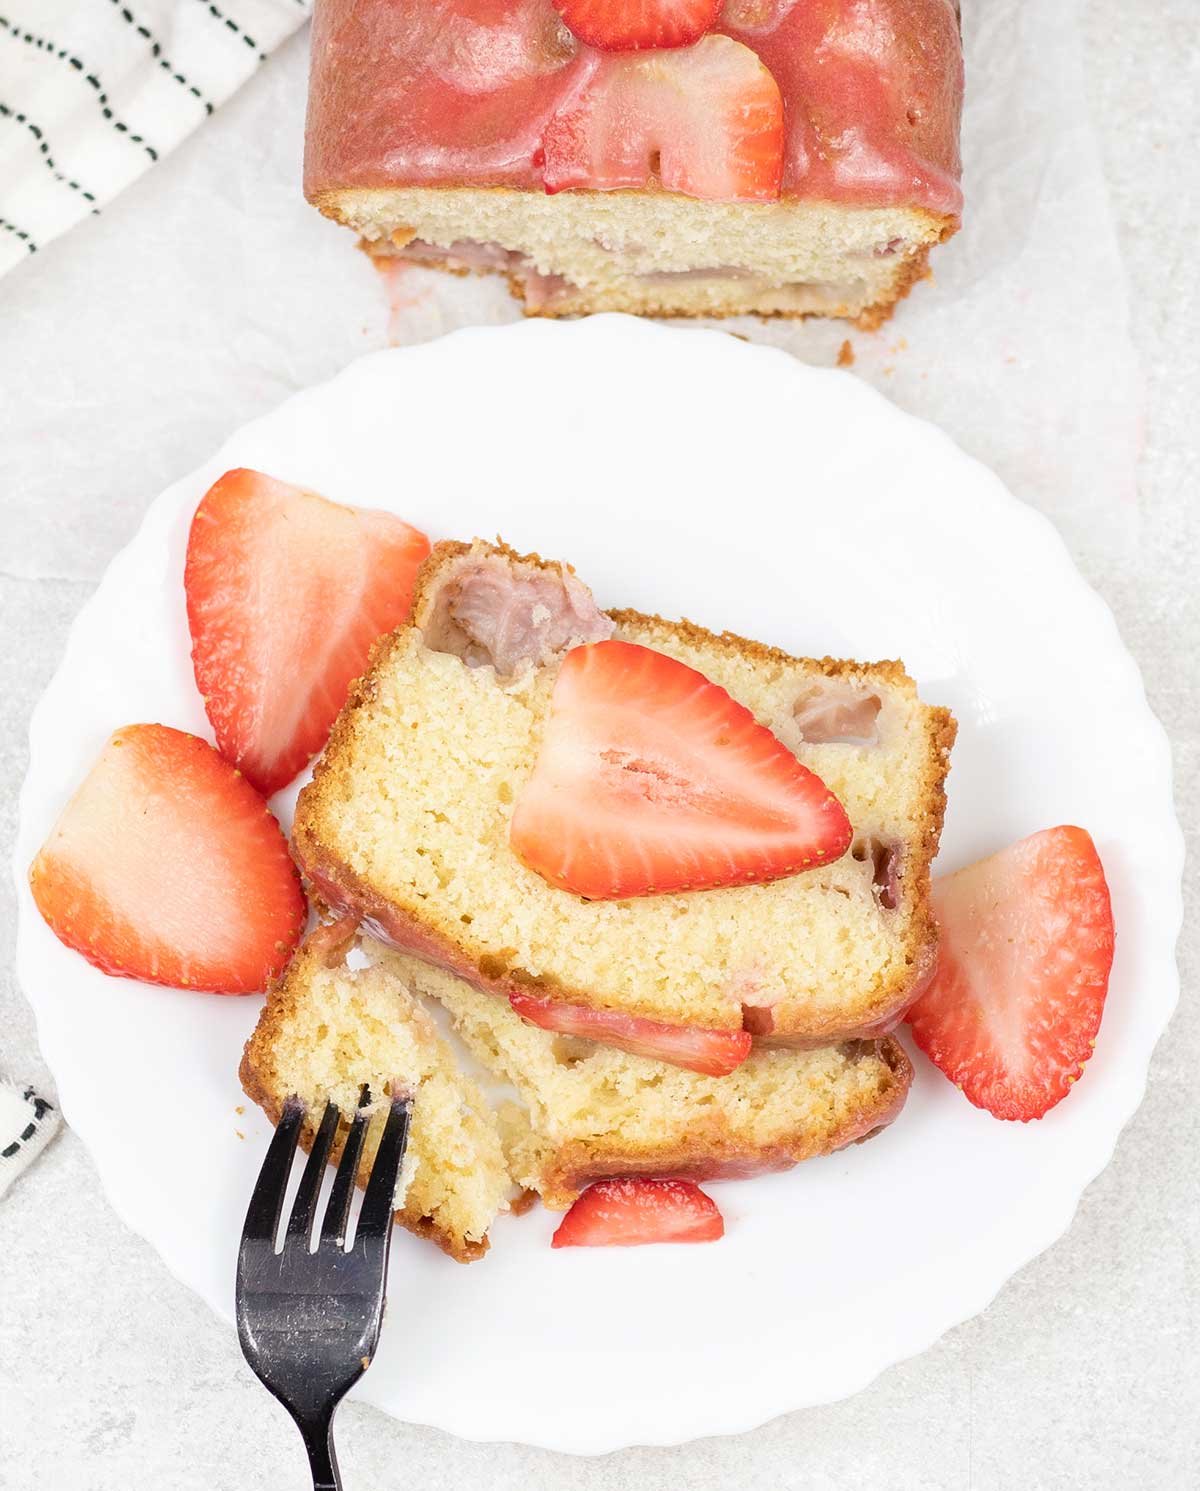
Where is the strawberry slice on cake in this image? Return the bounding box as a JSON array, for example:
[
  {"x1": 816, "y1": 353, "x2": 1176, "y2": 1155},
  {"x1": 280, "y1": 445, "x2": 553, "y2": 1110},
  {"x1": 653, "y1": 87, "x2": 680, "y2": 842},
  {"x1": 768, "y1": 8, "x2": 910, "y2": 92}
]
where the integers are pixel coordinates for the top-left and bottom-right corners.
[
  {"x1": 510, "y1": 638, "x2": 852, "y2": 899},
  {"x1": 509, "y1": 990, "x2": 753, "y2": 1076},
  {"x1": 185, "y1": 468, "x2": 430, "y2": 798},
  {"x1": 553, "y1": 0, "x2": 722, "y2": 53},
  {"x1": 541, "y1": 35, "x2": 784, "y2": 201}
]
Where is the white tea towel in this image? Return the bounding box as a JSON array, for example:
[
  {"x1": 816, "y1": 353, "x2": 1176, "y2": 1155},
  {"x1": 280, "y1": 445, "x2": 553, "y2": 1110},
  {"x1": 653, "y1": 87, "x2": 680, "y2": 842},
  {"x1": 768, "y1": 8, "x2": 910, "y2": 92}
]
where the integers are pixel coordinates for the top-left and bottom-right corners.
[
  {"x1": 0, "y1": 0, "x2": 312, "y2": 278},
  {"x1": 0, "y1": 1079, "x2": 61, "y2": 1198}
]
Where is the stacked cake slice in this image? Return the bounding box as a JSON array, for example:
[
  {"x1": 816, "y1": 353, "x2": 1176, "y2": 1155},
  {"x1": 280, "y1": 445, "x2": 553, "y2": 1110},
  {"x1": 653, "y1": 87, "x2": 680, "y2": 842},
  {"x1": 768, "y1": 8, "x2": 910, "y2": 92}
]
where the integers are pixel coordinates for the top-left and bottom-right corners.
[{"x1": 242, "y1": 923, "x2": 914, "y2": 1259}]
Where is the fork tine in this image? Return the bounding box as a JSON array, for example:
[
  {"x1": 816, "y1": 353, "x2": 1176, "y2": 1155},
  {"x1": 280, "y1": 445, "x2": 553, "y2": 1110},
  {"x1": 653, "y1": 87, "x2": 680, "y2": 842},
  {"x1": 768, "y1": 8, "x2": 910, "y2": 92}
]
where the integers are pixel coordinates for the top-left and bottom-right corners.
[
  {"x1": 357, "y1": 1094, "x2": 412, "y2": 1241},
  {"x1": 320, "y1": 1086, "x2": 371, "y2": 1247},
  {"x1": 285, "y1": 1100, "x2": 340, "y2": 1244},
  {"x1": 241, "y1": 1096, "x2": 305, "y2": 1243}
]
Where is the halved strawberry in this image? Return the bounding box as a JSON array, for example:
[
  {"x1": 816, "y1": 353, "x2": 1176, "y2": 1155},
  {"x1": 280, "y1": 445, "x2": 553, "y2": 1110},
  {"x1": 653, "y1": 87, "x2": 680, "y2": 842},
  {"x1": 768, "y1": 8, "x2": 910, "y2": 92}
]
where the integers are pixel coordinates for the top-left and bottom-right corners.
[
  {"x1": 553, "y1": 0, "x2": 720, "y2": 51},
  {"x1": 509, "y1": 990, "x2": 752, "y2": 1075},
  {"x1": 552, "y1": 1178, "x2": 724, "y2": 1247},
  {"x1": 907, "y1": 826, "x2": 1115, "y2": 1121},
  {"x1": 540, "y1": 35, "x2": 784, "y2": 202},
  {"x1": 510, "y1": 638, "x2": 851, "y2": 899},
  {"x1": 185, "y1": 469, "x2": 430, "y2": 797},
  {"x1": 29, "y1": 724, "x2": 306, "y2": 994}
]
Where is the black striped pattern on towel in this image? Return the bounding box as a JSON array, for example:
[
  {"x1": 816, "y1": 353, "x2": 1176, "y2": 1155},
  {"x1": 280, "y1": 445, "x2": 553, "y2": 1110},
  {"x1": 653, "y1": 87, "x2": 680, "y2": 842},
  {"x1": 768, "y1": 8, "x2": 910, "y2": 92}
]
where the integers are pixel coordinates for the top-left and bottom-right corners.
[
  {"x1": 0, "y1": 0, "x2": 313, "y2": 279},
  {"x1": 0, "y1": 1081, "x2": 61, "y2": 1199}
]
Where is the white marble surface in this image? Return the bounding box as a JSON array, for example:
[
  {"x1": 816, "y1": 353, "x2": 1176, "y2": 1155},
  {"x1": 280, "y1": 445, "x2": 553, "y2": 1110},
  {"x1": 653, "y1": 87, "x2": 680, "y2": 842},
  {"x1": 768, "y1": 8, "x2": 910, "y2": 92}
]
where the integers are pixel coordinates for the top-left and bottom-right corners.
[{"x1": 1, "y1": 1, "x2": 1197, "y2": 1486}]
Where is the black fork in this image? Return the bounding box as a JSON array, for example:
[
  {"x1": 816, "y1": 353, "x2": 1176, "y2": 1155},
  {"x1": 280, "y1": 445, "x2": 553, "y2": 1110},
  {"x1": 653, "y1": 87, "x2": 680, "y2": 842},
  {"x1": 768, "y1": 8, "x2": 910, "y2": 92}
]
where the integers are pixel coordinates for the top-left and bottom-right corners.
[{"x1": 236, "y1": 1088, "x2": 411, "y2": 1491}]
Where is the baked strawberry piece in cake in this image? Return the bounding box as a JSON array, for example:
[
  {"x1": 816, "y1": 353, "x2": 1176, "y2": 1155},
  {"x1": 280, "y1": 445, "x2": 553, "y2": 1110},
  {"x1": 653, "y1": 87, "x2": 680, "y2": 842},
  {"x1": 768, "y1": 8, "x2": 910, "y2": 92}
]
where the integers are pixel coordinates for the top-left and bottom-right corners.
[{"x1": 305, "y1": 0, "x2": 963, "y2": 325}]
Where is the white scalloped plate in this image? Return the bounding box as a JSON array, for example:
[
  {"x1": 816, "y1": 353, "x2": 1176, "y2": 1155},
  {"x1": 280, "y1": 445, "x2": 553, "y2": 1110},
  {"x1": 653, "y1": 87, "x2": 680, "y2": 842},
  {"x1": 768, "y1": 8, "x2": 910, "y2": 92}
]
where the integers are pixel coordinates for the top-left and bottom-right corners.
[{"x1": 13, "y1": 318, "x2": 1182, "y2": 1454}]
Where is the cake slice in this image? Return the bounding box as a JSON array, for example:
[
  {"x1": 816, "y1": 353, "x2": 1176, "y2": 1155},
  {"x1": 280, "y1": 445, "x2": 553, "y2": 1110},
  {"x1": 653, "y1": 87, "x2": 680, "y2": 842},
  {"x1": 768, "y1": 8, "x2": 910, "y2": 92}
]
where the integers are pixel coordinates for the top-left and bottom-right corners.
[
  {"x1": 240, "y1": 921, "x2": 513, "y2": 1261},
  {"x1": 386, "y1": 945, "x2": 913, "y2": 1212},
  {"x1": 293, "y1": 541, "x2": 955, "y2": 1070},
  {"x1": 305, "y1": 0, "x2": 963, "y2": 326},
  {"x1": 240, "y1": 923, "x2": 913, "y2": 1257}
]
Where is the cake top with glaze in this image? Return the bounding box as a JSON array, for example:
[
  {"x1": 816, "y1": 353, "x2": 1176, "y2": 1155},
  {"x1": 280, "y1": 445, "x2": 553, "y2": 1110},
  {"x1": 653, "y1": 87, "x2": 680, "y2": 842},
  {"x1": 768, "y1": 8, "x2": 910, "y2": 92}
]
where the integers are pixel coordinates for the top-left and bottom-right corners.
[{"x1": 305, "y1": 0, "x2": 962, "y2": 216}]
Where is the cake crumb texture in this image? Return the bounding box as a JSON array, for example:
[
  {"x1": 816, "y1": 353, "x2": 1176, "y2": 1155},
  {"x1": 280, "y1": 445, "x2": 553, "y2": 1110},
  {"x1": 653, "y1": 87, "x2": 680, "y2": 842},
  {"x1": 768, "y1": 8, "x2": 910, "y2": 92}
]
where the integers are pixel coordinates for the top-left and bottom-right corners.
[{"x1": 318, "y1": 186, "x2": 953, "y2": 325}]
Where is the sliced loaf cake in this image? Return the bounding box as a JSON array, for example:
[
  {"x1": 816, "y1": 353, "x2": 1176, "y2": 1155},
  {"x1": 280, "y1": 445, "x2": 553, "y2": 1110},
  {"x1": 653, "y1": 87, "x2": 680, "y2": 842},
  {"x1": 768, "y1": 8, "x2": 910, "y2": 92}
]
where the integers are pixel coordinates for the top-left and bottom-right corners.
[{"x1": 241, "y1": 924, "x2": 913, "y2": 1257}]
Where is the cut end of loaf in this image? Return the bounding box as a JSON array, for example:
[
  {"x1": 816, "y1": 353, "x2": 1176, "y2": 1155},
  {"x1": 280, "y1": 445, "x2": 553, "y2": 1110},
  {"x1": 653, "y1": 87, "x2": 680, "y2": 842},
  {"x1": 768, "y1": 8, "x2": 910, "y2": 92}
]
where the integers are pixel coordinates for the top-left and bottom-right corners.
[{"x1": 315, "y1": 186, "x2": 955, "y2": 326}]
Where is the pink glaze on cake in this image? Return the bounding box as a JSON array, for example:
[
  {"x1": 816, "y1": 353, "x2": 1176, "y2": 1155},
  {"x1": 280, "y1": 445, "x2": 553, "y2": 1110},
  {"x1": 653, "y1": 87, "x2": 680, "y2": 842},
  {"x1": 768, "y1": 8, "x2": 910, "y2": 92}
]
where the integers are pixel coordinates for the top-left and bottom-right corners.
[
  {"x1": 305, "y1": 0, "x2": 595, "y2": 193},
  {"x1": 720, "y1": 0, "x2": 962, "y2": 214},
  {"x1": 305, "y1": 0, "x2": 962, "y2": 213}
]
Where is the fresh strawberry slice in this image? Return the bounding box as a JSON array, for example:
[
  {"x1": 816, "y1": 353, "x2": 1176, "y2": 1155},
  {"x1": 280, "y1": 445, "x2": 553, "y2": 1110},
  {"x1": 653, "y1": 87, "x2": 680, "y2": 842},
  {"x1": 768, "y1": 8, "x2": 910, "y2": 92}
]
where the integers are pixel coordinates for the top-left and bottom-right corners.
[
  {"x1": 907, "y1": 826, "x2": 1115, "y2": 1121},
  {"x1": 185, "y1": 468, "x2": 430, "y2": 797},
  {"x1": 552, "y1": 0, "x2": 720, "y2": 51},
  {"x1": 540, "y1": 34, "x2": 784, "y2": 202},
  {"x1": 29, "y1": 724, "x2": 306, "y2": 994},
  {"x1": 510, "y1": 638, "x2": 852, "y2": 899},
  {"x1": 509, "y1": 990, "x2": 752, "y2": 1075},
  {"x1": 552, "y1": 1178, "x2": 724, "y2": 1247}
]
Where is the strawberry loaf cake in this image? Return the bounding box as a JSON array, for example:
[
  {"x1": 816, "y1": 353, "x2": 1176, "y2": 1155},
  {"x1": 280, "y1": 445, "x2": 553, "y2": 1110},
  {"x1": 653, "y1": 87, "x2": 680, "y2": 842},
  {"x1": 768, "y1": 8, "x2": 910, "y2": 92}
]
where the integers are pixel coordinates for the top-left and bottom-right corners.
[{"x1": 305, "y1": 0, "x2": 964, "y2": 324}]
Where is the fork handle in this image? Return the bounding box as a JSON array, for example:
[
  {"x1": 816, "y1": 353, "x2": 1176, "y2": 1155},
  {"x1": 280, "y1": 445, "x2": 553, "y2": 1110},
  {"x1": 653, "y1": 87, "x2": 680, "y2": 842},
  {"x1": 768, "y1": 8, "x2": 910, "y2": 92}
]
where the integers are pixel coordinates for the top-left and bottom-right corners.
[{"x1": 300, "y1": 1411, "x2": 342, "y2": 1491}]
